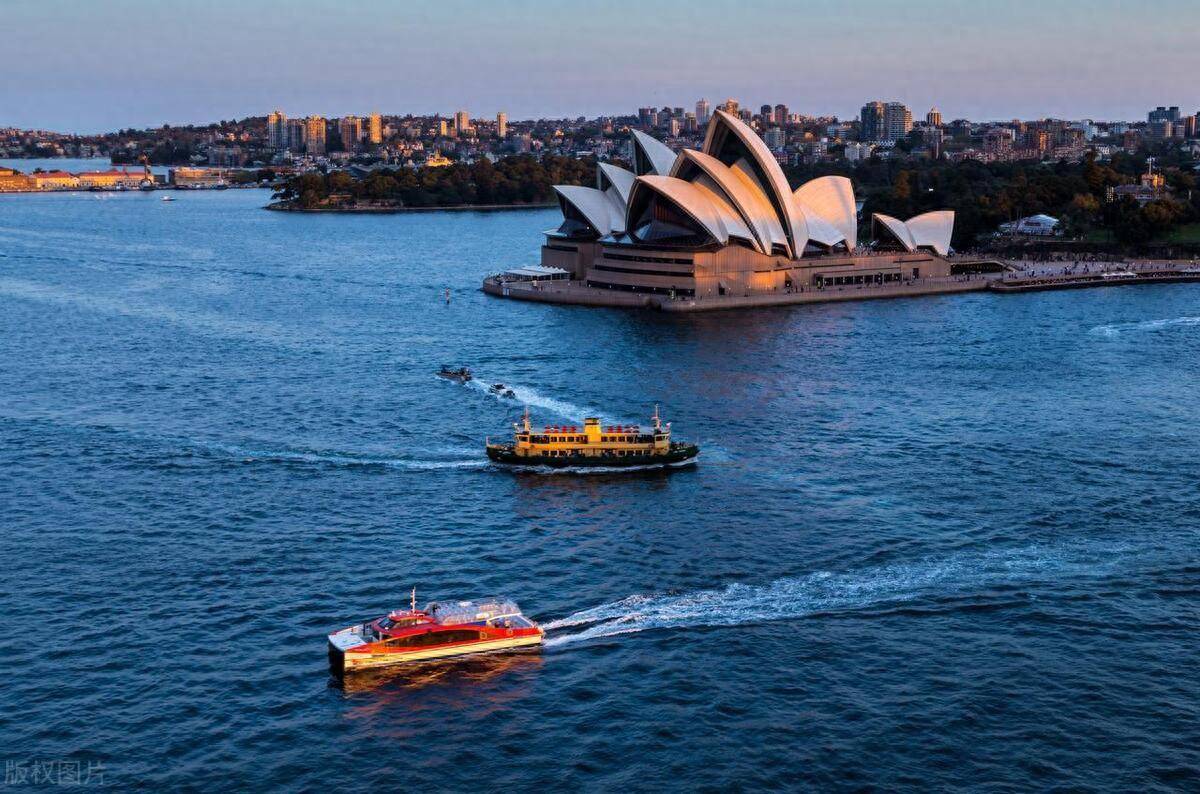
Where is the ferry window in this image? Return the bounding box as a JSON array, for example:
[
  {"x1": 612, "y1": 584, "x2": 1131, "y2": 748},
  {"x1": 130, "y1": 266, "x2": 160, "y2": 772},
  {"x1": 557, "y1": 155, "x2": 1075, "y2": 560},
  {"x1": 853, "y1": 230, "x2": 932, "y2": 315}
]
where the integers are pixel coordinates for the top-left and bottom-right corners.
[{"x1": 389, "y1": 630, "x2": 480, "y2": 648}]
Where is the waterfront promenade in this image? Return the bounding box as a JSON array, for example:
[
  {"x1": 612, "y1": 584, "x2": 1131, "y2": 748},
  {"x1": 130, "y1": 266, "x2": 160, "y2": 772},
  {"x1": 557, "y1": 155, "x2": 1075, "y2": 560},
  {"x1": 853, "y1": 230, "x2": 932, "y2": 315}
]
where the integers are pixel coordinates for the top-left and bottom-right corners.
[{"x1": 484, "y1": 258, "x2": 1200, "y2": 312}]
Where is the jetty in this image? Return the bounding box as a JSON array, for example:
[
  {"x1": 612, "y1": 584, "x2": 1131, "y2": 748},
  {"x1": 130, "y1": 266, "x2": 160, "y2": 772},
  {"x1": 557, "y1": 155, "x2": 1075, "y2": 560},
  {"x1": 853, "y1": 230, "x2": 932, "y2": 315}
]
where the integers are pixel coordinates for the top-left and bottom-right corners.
[{"x1": 990, "y1": 263, "x2": 1200, "y2": 293}]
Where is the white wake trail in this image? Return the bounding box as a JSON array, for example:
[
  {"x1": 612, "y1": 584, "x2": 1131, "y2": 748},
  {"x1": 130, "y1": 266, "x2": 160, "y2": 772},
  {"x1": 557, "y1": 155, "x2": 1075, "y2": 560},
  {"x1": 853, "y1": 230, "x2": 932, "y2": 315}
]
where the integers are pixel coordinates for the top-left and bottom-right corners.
[
  {"x1": 543, "y1": 542, "x2": 1130, "y2": 648},
  {"x1": 463, "y1": 377, "x2": 638, "y2": 423},
  {"x1": 1091, "y1": 315, "x2": 1200, "y2": 337}
]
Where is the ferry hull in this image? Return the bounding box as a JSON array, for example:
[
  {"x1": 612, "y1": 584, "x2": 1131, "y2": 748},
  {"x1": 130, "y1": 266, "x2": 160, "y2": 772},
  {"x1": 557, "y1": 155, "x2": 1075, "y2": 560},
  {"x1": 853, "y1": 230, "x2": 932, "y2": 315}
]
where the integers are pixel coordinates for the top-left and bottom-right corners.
[
  {"x1": 329, "y1": 634, "x2": 543, "y2": 675},
  {"x1": 487, "y1": 444, "x2": 699, "y2": 468}
]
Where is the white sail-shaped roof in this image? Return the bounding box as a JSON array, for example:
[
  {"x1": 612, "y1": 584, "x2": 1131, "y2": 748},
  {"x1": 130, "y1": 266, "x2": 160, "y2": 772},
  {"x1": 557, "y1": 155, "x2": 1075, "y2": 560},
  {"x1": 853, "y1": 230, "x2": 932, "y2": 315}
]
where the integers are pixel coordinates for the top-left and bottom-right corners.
[
  {"x1": 872, "y1": 211, "x2": 955, "y2": 256},
  {"x1": 872, "y1": 213, "x2": 917, "y2": 251},
  {"x1": 703, "y1": 110, "x2": 806, "y2": 257},
  {"x1": 555, "y1": 185, "x2": 616, "y2": 236},
  {"x1": 598, "y1": 162, "x2": 637, "y2": 206},
  {"x1": 672, "y1": 149, "x2": 787, "y2": 255},
  {"x1": 627, "y1": 175, "x2": 731, "y2": 244},
  {"x1": 691, "y1": 177, "x2": 755, "y2": 245},
  {"x1": 797, "y1": 208, "x2": 846, "y2": 249},
  {"x1": 728, "y1": 159, "x2": 791, "y2": 253},
  {"x1": 906, "y1": 211, "x2": 955, "y2": 256},
  {"x1": 794, "y1": 176, "x2": 857, "y2": 250},
  {"x1": 630, "y1": 130, "x2": 678, "y2": 176}
]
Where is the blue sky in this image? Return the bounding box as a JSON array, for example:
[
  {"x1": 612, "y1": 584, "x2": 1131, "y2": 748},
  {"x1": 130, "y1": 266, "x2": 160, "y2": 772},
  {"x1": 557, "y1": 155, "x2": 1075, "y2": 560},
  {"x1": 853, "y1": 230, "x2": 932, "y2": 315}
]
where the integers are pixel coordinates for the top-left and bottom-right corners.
[{"x1": 4, "y1": 0, "x2": 1197, "y2": 132}]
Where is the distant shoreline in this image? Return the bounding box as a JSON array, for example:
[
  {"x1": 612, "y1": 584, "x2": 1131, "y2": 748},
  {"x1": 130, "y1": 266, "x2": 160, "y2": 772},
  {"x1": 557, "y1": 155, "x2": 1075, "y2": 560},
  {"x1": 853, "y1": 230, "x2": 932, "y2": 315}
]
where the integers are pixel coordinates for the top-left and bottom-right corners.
[{"x1": 264, "y1": 201, "x2": 556, "y2": 214}]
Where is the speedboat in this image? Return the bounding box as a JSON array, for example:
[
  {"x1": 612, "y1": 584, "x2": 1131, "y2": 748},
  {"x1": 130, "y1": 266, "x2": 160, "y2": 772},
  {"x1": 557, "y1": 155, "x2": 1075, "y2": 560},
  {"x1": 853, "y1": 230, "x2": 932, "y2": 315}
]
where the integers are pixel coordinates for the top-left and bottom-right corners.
[
  {"x1": 489, "y1": 383, "x2": 516, "y2": 398},
  {"x1": 437, "y1": 365, "x2": 472, "y2": 382},
  {"x1": 161, "y1": 195, "x2": 175, "y2": 202},
  {"x1": 328, "y1": 592, "x2": 543, "y2": 675}
]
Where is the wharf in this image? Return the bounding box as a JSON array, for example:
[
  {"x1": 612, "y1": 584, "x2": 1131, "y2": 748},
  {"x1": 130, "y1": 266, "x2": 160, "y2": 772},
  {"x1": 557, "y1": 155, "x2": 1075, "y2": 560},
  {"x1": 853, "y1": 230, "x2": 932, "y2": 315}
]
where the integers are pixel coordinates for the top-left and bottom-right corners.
[{"x1": 991, "y1": 265, "x2": 1200, "y2": 293}]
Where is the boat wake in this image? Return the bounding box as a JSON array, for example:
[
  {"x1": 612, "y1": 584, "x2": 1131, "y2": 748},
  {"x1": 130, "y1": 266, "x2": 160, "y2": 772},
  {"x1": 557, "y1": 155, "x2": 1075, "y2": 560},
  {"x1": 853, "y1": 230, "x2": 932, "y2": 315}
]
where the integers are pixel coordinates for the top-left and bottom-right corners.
[
  {"x1": 1091, "y1": 315, "x2": 1200, "y2": 337},
  {"x1": 464, "y1": 378, "x2": 605, "y2": 421},
  {"x1": 543, "y1": 541, "x2": 1131, "y2": 648},
  {"x1": 196, "y1": 440, "x2": 486, "y2": 472}
]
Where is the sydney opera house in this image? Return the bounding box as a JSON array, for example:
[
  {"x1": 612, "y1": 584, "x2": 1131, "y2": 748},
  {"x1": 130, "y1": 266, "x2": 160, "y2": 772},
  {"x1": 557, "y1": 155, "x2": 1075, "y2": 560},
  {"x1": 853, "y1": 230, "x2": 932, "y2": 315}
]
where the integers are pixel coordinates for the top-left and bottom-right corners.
[{"x1": 486, "y1": 110, "x2": 961, "y2": 309}]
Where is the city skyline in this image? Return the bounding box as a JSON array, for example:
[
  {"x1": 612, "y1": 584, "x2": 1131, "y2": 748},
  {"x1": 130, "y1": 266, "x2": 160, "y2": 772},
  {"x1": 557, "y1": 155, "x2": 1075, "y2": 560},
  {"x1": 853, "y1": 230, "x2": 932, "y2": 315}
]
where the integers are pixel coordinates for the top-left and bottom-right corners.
[{"x1": 4, "y1": 0, "x2": 1198, "y2": 133}]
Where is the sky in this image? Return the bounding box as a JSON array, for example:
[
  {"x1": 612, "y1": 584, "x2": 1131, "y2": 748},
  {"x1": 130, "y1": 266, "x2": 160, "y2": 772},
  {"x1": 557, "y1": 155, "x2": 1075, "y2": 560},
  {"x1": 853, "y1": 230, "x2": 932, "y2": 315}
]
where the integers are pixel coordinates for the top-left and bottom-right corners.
[{"x1": 3, "y1": 0, "x2": 1198, "y2": 133}]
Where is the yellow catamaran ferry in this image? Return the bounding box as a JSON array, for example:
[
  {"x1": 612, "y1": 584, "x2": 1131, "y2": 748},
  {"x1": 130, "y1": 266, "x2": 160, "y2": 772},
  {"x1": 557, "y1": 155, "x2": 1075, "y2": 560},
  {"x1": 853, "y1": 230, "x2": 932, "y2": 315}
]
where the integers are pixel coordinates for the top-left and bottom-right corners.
[{"x1": 486, "y1": 406, "x2": 699, "y2": 468}]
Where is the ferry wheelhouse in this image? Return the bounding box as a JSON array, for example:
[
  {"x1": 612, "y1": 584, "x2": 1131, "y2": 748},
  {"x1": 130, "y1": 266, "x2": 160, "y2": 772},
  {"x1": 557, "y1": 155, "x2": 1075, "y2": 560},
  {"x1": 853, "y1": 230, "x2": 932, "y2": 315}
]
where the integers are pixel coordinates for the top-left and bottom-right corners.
[
  {"x1": 328, "y1": 592, "x2": 543, "y2": 675},
  {"x1": 486, "y1": 406, "x2": 699, "y2": 468}
]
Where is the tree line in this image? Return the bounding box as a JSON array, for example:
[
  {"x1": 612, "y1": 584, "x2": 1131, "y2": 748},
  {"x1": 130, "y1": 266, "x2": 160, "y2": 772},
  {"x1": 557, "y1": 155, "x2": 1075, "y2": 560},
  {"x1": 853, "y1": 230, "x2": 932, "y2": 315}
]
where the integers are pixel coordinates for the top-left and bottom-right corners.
[
  {"x1": 784, "y1": 147, "x2": 1199, "y2": 250},
  {"x1": 272, "y1": 155, "x2": 594, "y2": 209}
]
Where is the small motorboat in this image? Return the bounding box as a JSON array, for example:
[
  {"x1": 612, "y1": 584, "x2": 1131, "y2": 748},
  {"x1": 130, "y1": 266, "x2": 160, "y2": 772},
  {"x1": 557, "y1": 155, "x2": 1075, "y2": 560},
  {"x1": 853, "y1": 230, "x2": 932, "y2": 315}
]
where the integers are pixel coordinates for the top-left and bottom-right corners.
[
  {"x1": 489, "y1": 383, "x2": 517, "y2": 398},
  {"x1": 437, "y1": 366, "x2": 472, "y2": 382},
  {"x1": 161, "y1": 195, "x2": 175, "y2": 202},
  {"x1": 328, "y1": 591, "x2": 543, "y2": 675}
]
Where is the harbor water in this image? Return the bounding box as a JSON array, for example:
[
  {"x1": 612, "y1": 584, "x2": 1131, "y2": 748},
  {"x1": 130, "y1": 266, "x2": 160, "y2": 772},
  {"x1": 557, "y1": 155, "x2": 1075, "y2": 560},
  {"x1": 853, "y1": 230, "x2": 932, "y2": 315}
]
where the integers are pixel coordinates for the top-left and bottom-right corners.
[{"x1": 1, "y1": 189, "x2": 1197, "y2": 790}]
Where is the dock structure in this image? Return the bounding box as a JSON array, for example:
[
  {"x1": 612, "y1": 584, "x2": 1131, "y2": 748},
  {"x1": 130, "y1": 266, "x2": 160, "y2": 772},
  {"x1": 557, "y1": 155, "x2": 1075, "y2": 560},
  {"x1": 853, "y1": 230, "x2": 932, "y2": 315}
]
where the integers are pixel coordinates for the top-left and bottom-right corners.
[{"x1": 990, "y1": 263, "x2": 1200, "y2": 293}]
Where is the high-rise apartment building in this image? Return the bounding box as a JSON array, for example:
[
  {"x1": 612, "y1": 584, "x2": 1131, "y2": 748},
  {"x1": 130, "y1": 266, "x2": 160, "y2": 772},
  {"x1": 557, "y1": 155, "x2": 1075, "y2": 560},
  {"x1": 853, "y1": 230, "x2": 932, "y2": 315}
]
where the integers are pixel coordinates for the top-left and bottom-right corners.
[
  {"x1": 926, "y1": 107, "x2": 942, "y2": 127},
  {"x1": 764, "y1": 127, "x2": 785, "y2": 151},
  {"x1": 267, "y1": 110, "x2": 287, "y2": 150},
  {"x1": 338, "y1": 116, "x2": 362, "y2": 151},
  {"x1": 304, "y1": 116, "x2": 326, "y2": 156},
  {"x1": 721, "y1": 98, "x2": 739, "y2": 116},
  {"x1": 860, "y1": 102, "x2": 885, "y2": 141},
  {"x1": 496, "y1": 112, "x2": 507, "y2": 138},
  {"x1": 1148, "y1": 106, "x2": 1181, "y2": 123},
  {"x1": 774, "y1": 104, "x2": 788, "y2": 126},
  {"x1": 862, "y1": 101, "x2": 912, "y2": 141},
  {"x1": 885, "y1": 103, "x2": 913, "y2": 141},
  {"x1": 286, "y1": 118, "x2": 305, "y2": 152},
  {"x1": 454, "y1": 110, "x2": 471, "y2": 135},
  {"x1": 695, "y1": 98, "x2": 711, "y2": 125},
  {"x1": 367, "y1": 112, "x2": 382, "y2": 145}
]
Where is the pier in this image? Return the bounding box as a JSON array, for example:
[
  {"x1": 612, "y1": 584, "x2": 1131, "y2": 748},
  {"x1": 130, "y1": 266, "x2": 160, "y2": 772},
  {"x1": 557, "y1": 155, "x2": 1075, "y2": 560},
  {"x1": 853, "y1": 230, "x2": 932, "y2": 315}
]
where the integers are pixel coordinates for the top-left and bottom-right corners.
[{"x1": 990, "y1": 262, "x2": 1200, "y2": 293}]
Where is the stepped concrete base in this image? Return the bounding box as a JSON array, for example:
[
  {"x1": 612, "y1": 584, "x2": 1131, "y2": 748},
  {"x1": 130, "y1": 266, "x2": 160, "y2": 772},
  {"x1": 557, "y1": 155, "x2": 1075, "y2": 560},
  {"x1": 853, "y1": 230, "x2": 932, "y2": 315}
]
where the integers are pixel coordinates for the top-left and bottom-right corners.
[{"x1": 482, "y1": 275, "x2": 992, "y2": 313}]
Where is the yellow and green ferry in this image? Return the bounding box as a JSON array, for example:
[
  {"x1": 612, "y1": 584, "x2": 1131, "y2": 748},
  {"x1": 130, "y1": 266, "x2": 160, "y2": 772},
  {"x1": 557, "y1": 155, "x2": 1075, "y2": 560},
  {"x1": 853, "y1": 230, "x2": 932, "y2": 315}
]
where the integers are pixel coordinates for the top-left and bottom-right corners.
[{"x1": 486, "y1": 406, "x2": 698, "y2": 468}]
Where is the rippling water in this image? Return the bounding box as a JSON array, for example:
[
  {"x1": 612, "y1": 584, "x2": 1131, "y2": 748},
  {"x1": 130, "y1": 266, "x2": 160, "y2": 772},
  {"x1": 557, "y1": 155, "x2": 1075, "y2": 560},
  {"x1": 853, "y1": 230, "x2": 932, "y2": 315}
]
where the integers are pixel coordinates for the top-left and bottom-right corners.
[{"x1": 1, "y1": 190, "x2": 1198, "y2": 790}]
